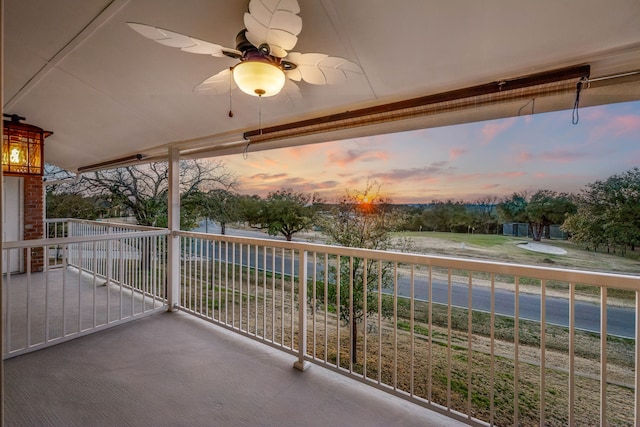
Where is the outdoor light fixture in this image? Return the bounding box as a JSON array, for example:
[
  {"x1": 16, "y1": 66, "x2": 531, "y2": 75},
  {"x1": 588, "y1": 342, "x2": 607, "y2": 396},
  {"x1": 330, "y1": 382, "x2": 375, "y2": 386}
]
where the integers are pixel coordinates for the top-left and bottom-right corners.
[
  {"x1": 232, "y1": 60, "x2": 286, "y2": 97},
  {"x1": 2, "y1": 114, "x2": 52, "y2": 176}
]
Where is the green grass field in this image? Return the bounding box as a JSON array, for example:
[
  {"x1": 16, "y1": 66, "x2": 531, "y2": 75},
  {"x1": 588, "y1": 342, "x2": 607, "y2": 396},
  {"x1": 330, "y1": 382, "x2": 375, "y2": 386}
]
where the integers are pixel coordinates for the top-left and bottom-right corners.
[{"x1": 392, "y1": 231, "x2": 640, "y2": 275}]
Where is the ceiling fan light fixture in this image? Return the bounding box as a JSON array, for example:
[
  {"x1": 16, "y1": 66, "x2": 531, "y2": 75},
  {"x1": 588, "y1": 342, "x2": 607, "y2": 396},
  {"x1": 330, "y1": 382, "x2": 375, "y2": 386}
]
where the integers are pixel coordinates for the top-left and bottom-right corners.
[{"x1": 233, "y1": 60, "x2": 286, "y2": 97}]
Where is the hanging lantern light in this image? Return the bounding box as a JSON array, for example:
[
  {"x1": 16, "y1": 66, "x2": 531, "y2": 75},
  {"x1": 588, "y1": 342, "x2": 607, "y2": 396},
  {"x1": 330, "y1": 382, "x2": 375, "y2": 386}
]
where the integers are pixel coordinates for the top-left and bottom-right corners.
[{"x1": 2, "y1": 114, "x2": 52, "y2": 176}]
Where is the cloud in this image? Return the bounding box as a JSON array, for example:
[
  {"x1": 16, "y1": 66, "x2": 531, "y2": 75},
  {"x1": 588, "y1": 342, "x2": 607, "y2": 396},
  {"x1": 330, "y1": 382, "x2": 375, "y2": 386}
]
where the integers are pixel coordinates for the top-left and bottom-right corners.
[
  {"x1": 449, "y1": 148, "x2": 467, "y2": 160},
  {"x1": 326, "y1": 149, "x2": 389, "y2": 167},
  {"x1": 516, "y1": 151, "x2": 534, "y2": 163},
  {"x1": 236, "y1": 156, "x2": 283, "y2": 173},
  {"x1": 589, "y1": 112, "x2": 640, "y2": 140},
  {"x1": 369, "y1": 163, "x2": 452, "y2": 182},
  {"x1": 481, "y1": 184, "x2": 501, "y2": 190},
  {"x1": 443, "y1": 171, "x2": 525, "y2": 186},
  {"x1": 286, "y1": 144, "x2": 323, "y2": 159},
  {"x1": 481, "y1": 117, "x2": 516, "y2": 144},
  {"x1": 539, "y1": 149, "x2": 588, "y2": 163},
  {"x1": 247, "y1": 172, "x2": 288, "y2": 181},
  {"x1": 612, "y1": 115, "x2": 640, "y2": 136}
]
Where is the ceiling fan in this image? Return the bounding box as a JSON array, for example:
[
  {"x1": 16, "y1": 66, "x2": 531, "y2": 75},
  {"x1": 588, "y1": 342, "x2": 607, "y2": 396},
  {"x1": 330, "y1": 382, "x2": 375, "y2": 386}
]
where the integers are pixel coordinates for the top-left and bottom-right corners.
[{"x1": 128, "y1": 0, "x2": 362, "y2": 100}]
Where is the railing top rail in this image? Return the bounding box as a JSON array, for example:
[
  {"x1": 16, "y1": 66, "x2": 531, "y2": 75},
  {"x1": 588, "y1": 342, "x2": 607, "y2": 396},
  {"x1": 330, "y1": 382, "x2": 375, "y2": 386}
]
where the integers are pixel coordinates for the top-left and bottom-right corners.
[
  {"x1": 45, "y1": 218, "x2": 166, "y2": 232},
  {"x1": 176, "y1": 229, "x2": 640, "y2": 290},
  {"x1": 4, "y1": 229, "x2": 170, "y2": 249}
]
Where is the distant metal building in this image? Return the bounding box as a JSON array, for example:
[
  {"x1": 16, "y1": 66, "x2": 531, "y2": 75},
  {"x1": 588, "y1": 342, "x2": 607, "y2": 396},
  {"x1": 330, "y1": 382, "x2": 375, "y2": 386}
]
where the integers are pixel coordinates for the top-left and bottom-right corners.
[{"x1": 502, "y1": 222, "x2": 568, "y2": 239}]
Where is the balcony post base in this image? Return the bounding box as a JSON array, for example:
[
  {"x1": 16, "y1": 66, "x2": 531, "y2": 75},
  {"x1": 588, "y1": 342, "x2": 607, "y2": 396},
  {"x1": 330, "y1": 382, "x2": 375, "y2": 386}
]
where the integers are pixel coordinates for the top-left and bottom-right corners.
[{"x1": 293, "y1": 360, "x2": 311, "y2": 372}]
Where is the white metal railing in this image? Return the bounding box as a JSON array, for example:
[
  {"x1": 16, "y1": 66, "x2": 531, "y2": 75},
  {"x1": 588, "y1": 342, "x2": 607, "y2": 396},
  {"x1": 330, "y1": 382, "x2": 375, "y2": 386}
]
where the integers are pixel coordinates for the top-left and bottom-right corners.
[
  {"x1": 46, "y1": 218, "x2": 156, "y2": 268},
  {"x1": 175, "y1": 230, "x2": 640, "y2": 427},
  {"x1": 3, "y1": 220, "x2": 169, "y2": 358}
]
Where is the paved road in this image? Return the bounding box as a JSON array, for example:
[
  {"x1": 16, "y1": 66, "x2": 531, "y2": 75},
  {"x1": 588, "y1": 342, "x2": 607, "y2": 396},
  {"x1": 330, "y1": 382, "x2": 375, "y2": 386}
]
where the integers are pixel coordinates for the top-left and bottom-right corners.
[{"x1": 190, "y1": 222, "x2": 636, "y2": 338}]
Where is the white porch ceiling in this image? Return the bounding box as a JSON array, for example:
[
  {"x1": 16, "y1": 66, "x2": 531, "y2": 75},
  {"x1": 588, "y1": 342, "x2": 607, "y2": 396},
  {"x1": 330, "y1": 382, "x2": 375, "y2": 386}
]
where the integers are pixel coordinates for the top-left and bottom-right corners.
[{"x1": 3, "y1": 0, "x2": 640, "y2": 172}]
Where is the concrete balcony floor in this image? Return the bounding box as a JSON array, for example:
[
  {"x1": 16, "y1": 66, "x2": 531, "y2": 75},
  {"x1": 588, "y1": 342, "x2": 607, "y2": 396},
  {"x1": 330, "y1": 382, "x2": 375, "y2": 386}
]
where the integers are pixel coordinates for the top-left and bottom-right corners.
[{"x1": 5, "y1": 310, "x2": 466, "y2": 427}]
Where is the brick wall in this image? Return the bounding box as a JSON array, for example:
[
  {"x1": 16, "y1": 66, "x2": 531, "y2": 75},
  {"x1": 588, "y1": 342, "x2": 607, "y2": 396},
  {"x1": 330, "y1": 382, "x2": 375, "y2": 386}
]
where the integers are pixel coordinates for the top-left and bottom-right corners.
[{"x1": 23, "y1": 175, "x2": 44, "y2": 272}]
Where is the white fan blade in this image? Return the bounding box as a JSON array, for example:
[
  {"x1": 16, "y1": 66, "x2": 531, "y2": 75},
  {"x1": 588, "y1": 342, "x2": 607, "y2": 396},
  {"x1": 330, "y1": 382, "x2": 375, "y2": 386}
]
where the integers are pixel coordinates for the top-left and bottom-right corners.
[
  {"x1": 193, "y1": 68, "x2": 236, "y2": 94},
  {"x1": 243, "y1": 0, "x2": 302, "y2": 58},
  {"x1": 256, "y1": 0, "x2": 300, "y2": 14},
  {"x1": 286, "y1": 52, "x2": 363, "y2": 85},
  {"x1": 285, "y1": 68, "x2": 302, "y2": 82},
  {"x1": 128, "y1": 23, "x2": 240, "y2": 58}
]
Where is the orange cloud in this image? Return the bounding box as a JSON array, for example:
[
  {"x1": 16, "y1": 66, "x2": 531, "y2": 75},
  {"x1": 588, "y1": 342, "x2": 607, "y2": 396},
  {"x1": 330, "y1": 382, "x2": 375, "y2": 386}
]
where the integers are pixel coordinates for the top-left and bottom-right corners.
[
  {"x1": 590, "y1": 113, "x2": 640, "y2": 140},
  {"x1": 287, "y1": 144, "x2": 323, "y2": 159},
  {"x1": 612, "y1": 115, "x2": 640, "y2": 136},
  {"x1": 516, "y1": 151, "x2": 534, "y2": 163},
  {"x1": 481, "y1": 117, "x2": 516, "y2": 144},
  {"x1": 326, "y1": 149, "x2": 389, "y2": 167},
  {"x1": 539, "y1": 149, "x2": 588, "y2": 163},
  {"x1": 248, "y1": 173, "x2": 288, "y2": 181},
  {"x1": 449, "y1": 148, "x2": 467, "y2": 160}
]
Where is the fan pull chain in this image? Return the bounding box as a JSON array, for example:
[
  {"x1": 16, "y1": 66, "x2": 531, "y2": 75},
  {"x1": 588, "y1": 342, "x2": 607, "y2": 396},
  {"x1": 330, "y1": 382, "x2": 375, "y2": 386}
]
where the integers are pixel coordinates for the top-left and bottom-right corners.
[
  {"x1": 228, "y1": 67, "x2": 234, "y2": 118},
  {"x1": 259, "y1": 94, "x2": 263, "y2": 135},
  {"x1": 243, "y1": 94, "x2": 263, "y2": 160}
]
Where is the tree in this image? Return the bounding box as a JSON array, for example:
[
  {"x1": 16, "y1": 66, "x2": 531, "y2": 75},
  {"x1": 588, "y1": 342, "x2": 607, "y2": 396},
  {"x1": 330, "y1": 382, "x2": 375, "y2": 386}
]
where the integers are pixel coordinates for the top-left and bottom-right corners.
[
  {"x1": 79, "y1": 159, "x2": 236, "y2": 229},
  {"x1": 46, "y1": 193, "x2": 108, "y2": 220},
  {"x1": 498, "y1": 190, "x2": 576, "y2": 241},
  {"x1": 316, "y1": 185, "x2": 408, "y2": 364},
  {"x1": 241, "y1": 189, "x2": 317, "y2": 241},
  {"x1": 190, "y1": 188, "x2": 240, "y2": 235},
  {"x1": 563, "y1": 168, "x2": 640, "y2": 254},
  {"x1": 470, "y1": 196, "x2": 499, "y2": 234},
  {"x1": 422, "y1": 201, "x2": 470, "y2": 232},
  {"x1": 45, "y1": 164, "x2": 108, "y2": 219}
]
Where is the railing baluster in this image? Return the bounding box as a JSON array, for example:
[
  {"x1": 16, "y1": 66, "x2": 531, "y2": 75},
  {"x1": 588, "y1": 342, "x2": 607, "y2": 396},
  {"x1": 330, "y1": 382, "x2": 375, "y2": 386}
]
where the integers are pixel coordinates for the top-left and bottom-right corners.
[
  {"x1": 239, "y1": 243, "x2": 244, "y2": 331},
  {"x1": 324, "y1": 253, "x2": 329, "y2": 364},
  {"x1": 312, "y1": 251, "x2": 317, "y2": 361},
  {"x1": 294, "y1": 250, "x2": 309, "y2": 371},
  {"x1": 446, "y1": 268, "x2": 452, "y2": 410},
  {"x1": 467, "y1": 271, "x2": 472, "y2": 419},
  {"x1": 393, "y1": 262, "x2": 398, "y2": 391},
  {"x1": 253, "y1": 245, "x2": 264, "y2": 336},
  {"x1": 26, "y1": 249, "x2": 32, "y2": 348},
  {"x1": 271, "y1": 246, "x2": 276, "y2": 343},
  {"x1": 63, "y1": 244, "x2": 68, "y2": 335},
  {"x1": 281, "y1": 248, "x2": 285, "y2": 347},
  {"x1": 363, "y1": 258, "x2": 368, "y2": 380},
  {"x1": 540, "y1": 279, "x2": 547, "y2": 425},
  {"x1": 428, "y1": 265, "x2": 433, "y2": 403},
  {"x1": 514, "y1": 276, "x2": 520, "y2": 426},
  {"x1": 77, "y1": 241, "x2": 83, "y2": 332},
  {"x1": 92, "y1": 242, "x2": 97, "y2": 328},
  {"x1": 635, "y1": 291, "x2": 640, "y2": 426},
  {"x1": 45, "y1": 250, "x2": 50, "y2": 342},
  {"x1": 290, "y1": 249, "x2": 295, "y2": 350},
  {"x1": 377, "y1": 260, "x2": 382, "y2": 385},
  {"x1": 262, "y1": 246, "x2": 267, "y2": 337},
  {"x1": 490, "y1": 273, "x2": 495, "y2": 426},
  {"x1": 569, "y1": 282, "x2": 576, "y2": 426},
  {"x1": 336, "y1": 255, "x2": 341, "y2": 369},
  {"x1": 205, "y1": 238, "x2": 210, "y2": 319},
  {"x1": 601, "y1": 287, "x2": 607, "y2": 426},
  {"x1": 118, "y1": 237, "x2": 125, "y2": 321},
  {"x1": 410, "y1": 264, "x2": 415, "y2": 397},
  {"x1": 232, "y1": 243, "x2": 236, "y2": 328},
  {"x1": 349, "y1": 256, "x2": 354, "y2": 373}
]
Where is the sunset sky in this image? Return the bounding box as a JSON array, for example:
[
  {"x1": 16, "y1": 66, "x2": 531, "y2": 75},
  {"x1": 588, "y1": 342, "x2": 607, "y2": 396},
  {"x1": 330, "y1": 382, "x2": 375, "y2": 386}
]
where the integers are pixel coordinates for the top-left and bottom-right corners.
[{"x1": 218, "y1": 100, "x2": 640, "y2": 204}]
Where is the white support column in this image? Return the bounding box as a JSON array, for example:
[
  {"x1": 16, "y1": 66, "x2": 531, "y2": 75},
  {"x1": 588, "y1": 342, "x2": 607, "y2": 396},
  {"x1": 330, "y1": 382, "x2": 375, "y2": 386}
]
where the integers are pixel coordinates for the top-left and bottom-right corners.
[
  {"x1": 1, "y1": 1, "x2": 6, "y2": 424},
  {"x1": 294, "y1": 250, "x2": 311, "y2": 371},
  {"x1": 167, "y1": 147, "x2": 180, "y2": 311}
]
